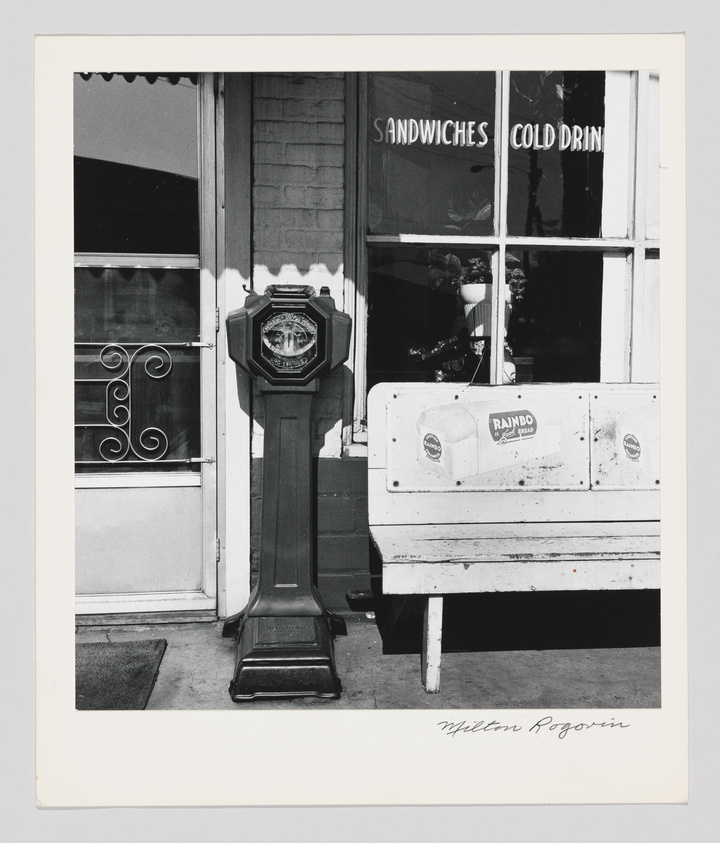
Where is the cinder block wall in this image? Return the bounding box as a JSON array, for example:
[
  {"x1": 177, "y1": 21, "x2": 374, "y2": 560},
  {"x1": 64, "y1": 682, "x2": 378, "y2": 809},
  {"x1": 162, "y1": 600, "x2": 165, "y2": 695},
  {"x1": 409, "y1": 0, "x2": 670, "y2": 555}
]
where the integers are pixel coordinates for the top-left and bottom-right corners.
[{"x1": 250, "y1": 72, "x2": 370, "y2": 611}]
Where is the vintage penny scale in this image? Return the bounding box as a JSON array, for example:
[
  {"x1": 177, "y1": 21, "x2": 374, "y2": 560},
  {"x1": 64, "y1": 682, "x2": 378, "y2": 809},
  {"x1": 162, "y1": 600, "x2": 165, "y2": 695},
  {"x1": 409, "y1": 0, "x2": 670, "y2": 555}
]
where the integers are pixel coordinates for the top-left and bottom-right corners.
[{"x1": 223, "y1": 284, "x2": 352, "y2": 700}]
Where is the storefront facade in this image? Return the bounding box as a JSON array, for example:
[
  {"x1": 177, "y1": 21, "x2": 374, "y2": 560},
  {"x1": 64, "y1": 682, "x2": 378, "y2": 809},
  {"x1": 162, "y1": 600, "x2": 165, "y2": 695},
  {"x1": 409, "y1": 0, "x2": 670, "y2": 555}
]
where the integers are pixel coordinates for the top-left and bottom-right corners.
[{"x1": 73, "y1": 70, "x2": 659, "y2": 622}]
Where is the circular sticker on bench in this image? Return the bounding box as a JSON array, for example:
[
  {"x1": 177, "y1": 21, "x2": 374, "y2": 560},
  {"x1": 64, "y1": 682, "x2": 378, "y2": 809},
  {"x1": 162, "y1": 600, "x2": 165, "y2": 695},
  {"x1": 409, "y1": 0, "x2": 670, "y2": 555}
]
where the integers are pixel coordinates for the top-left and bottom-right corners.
[
  {"x1": 623, "y1": 433, "x2": 641, "y2": 461},
  {"x1": 423, "y1": 433, "x2": 442, "y2": 461}
]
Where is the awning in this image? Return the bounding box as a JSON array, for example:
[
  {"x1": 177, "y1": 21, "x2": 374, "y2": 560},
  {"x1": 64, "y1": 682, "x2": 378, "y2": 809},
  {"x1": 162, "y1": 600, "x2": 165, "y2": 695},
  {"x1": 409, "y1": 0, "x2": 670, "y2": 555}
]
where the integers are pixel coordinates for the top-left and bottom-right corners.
[{"x1": 77, "y1": 73, "x2": 197, "y2": 85}]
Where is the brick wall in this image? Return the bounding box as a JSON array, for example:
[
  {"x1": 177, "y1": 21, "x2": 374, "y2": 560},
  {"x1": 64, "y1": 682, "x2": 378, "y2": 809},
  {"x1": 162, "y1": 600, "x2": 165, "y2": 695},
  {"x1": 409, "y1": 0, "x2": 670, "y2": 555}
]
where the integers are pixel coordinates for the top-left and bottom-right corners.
[
  {"x1": 249, "y1": 73, "x2": 370, "y2": 611},
  {"x1": 253, "y1": 73, "x2": 345, "y2": 283},
  {"x1": 252, "y1": 71, "x2": 347, "y2": 460}
]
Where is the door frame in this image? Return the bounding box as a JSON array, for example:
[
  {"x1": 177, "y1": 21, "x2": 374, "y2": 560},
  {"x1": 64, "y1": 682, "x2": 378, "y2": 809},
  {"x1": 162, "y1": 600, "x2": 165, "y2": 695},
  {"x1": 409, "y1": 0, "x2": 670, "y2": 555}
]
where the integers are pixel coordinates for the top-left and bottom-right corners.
[
  {"x1": 215, "y1": 72, "x2": 253, "y2": 619},
  {"x1": 74, "y1": 72, "x2": 220, "y2": 619}
]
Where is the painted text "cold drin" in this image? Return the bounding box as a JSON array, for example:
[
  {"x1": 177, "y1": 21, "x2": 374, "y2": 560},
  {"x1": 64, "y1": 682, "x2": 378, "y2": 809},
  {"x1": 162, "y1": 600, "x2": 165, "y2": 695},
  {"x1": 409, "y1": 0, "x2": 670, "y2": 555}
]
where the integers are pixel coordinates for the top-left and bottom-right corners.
[
  {"x1": 510, "y1": 123, "x2": 604, "y2": 152},
  {"x1": 372, "y1": 118, "x2": 490, "y2": 147}
]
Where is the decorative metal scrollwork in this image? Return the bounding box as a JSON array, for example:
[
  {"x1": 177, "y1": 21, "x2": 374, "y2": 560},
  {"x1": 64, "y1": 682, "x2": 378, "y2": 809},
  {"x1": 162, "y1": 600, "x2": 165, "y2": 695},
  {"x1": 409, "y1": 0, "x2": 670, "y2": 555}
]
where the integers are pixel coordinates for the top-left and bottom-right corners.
[{"x1": 75, "y1": 343, "x2": 174, "y2": 463}]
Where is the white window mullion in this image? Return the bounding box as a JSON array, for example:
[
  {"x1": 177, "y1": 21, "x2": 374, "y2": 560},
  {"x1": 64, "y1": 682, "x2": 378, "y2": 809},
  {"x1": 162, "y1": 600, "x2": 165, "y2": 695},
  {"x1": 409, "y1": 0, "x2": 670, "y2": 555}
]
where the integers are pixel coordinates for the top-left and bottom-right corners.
[
  {"x1": 492, "y1": 70, "x2": 504, "y2": 244},
  {"x1": 645, "y1": 73, "x2": 660, "y2": 240},
  {"x1": 633, "y1": 71, "x2": 650, "y2": 243},
  {"x1": 630, "y1": 72, "x2": 653, "y2": 382},
  {"x1": 602, "y1": 71, "x2": 635, "y2": 239},
  {"x1": 490, "y1": 71, "x2": 511, "y2": 385},
  {"x1": 600, "y1": 252, "x2": 633, "y2": 382}
]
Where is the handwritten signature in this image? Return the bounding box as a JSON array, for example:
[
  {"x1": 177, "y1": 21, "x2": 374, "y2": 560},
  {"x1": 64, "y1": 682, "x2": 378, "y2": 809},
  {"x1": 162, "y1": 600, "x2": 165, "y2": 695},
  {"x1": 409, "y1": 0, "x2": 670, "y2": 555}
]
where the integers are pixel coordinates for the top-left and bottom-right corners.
[{"x1": 437, "y1": 716, "x2": 630, "y2": 740}]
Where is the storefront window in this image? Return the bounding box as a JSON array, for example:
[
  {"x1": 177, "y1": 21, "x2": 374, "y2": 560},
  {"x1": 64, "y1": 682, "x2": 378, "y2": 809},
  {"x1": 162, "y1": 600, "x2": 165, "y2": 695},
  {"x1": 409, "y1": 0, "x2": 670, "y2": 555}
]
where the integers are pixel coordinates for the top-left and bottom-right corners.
[
  {"x1": 368, "y1": 72, "x2": 496, "y2": 237},
  {"x1": 505, "y1": 250, "x2": 604, "y2": 383},
  {"x1": 506, "y1": 71, "x2": 605, "y2": 238},
  {"x1": 358, "y1": 69, "x2": 658, "y2": 436},
  {"x1": 367, "y1": 246, "x2": 495, "y2": 389}
]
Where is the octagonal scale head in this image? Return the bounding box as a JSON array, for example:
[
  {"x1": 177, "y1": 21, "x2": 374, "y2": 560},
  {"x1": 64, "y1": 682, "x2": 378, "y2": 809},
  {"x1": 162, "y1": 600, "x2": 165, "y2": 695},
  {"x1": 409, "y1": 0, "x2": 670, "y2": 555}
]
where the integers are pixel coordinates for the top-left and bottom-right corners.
[{"x1": 226, "y1": 284, "x2": 351, "y2": 387}]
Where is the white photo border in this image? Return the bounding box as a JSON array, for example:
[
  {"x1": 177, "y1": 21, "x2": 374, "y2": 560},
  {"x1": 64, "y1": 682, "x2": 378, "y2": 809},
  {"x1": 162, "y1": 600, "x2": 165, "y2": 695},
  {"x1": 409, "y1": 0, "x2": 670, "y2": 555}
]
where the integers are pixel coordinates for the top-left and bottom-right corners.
[{"x1": 35, "y1": 33, "x2": 687, "y2": 807}]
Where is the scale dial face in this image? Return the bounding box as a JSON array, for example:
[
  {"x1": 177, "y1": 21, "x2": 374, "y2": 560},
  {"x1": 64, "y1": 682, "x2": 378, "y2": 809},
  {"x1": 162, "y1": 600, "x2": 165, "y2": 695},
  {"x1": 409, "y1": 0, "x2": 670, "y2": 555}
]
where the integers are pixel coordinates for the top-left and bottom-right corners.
[{"x1": 260, "y1": 311, "x2": 319, "y2": 372}]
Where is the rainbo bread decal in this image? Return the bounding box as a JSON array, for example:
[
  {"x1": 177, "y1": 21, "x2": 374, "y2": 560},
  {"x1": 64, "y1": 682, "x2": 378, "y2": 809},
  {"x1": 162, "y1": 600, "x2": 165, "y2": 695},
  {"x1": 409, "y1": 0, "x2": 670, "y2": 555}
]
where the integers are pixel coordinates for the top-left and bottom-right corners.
[
  {"x1": 615, "y1": 404, "x2": 659, "y2": 483},
  {"x1": 417, "y1": 400, "x2": 562, "y2": 481}
]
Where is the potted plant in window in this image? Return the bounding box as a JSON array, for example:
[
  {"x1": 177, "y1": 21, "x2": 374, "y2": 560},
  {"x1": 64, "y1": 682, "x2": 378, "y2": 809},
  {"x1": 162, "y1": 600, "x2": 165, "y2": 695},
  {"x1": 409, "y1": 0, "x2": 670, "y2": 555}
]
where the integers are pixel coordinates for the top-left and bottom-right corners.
[
  {"x1": 452, "y1": 254, "x2": 527, "y2": 339},
  {"x1": 412, "y1": 251, "x2": 528, "y2": 383},
  {"x1": 429, "y1": 250, "x2": 528, "y2": 383}
]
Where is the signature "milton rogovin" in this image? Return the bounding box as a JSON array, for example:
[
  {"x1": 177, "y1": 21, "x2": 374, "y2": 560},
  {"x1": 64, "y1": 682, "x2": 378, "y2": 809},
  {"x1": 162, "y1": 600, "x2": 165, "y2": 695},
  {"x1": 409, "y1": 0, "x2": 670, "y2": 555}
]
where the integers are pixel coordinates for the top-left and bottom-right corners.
[{"x1": 437, "y1": 716, "x2": 631, "y2": 740}]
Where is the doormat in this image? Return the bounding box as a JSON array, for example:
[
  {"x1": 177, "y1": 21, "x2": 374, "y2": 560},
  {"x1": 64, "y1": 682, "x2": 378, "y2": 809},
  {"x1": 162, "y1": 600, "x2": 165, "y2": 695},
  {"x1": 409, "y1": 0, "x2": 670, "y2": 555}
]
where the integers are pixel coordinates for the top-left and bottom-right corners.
[{"x1": 76, "y1": 639, "x2": 168, "y2": 710}]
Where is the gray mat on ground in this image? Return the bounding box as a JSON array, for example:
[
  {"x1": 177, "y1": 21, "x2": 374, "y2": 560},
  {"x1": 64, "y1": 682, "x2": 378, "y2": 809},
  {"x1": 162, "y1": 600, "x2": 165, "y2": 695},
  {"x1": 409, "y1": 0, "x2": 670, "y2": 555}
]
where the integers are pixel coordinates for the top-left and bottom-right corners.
[{"x1": 76, "y1": 639, "x2": 167, "y2": 710}]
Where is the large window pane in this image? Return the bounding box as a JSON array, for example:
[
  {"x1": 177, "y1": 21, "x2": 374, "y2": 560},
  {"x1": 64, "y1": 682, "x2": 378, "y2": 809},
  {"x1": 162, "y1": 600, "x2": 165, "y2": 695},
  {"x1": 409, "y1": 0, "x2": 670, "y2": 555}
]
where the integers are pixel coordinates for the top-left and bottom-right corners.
[
  {"x1": 367, "y1": 246, "x2": 496, "y2": 388},
  {"x1": 74, "y1": 73, "x2": 199, "y2": 253},
  {"x1": 507, "y1": 71, "x2": 605, "y2": 238},
  {"x1": 506, "y1": 250, "x2": 603, "y2": 382},
  {"x1": 368, "y1": 72, "x2": 496, "y2": 236}
]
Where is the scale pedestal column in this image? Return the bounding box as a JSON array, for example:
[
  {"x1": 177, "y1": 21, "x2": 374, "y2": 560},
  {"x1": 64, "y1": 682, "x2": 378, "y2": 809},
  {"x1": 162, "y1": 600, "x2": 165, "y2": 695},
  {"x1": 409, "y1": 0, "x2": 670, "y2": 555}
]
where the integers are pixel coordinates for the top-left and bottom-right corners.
[
  {"x1": 228, "y1": 387, "x2": 343, "y2": 700},
  {"x1": 222, "y1": 284, "x2": 351, "y2": 702}
]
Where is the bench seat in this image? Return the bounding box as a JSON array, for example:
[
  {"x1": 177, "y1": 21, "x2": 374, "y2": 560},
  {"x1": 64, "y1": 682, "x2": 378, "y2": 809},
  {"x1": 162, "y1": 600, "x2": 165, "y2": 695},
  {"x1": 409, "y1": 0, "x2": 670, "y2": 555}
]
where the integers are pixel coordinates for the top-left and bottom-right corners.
[
  {"x1": 372, "y1": 521, "x2": 660, "y2": 692},
  {"x1": 367, "y1": 382, "x2": 661, "y2": 693},
  {"x1": 374, "y1": 521, "x2": 660, "y2": 593}
]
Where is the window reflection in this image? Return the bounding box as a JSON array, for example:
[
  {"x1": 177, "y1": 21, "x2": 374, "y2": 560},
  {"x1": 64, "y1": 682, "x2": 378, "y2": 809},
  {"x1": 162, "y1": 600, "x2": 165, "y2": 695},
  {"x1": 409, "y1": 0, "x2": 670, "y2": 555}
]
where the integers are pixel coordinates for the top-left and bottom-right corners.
[
  {"x1": 74, "y1": 73, "x2": 199, "y2": 254},
  {"x1": 74, "y1": 268, "x2": 200, "y2": 343},
  {"x1": 367, "y1": 246, "x2": 495, "y2": 388},
  {"x1": 507, "y1": 72, "x2": 605, "y2": 238},
  {"x1": 368, "y1": 72, "x2": 496, "y2": 236},
  {"x1": 506, "y1": 250, "x2": 604, "y2": 382}
]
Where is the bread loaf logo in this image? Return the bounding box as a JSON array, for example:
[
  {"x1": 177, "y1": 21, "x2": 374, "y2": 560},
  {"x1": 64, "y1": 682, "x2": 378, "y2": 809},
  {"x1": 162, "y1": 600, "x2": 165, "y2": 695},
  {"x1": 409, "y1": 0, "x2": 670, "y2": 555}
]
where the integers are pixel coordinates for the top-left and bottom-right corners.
[
  {"x1": 422, "y1": 433, "x2": 443, "y2": 461},
  {"x1": 623, "y1": 433, "x2": 641, "y2": 461},
  {"x1": 488, "y1": 410, "x2": 537, "y2": 445}
]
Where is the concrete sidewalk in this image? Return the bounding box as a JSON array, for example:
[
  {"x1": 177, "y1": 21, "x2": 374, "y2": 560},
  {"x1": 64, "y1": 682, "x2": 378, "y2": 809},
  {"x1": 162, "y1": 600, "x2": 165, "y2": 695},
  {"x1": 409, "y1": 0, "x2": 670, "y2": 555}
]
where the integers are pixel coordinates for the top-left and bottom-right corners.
[{"x1": 75, "y1": 615, "x2": 661, "y2": 710}]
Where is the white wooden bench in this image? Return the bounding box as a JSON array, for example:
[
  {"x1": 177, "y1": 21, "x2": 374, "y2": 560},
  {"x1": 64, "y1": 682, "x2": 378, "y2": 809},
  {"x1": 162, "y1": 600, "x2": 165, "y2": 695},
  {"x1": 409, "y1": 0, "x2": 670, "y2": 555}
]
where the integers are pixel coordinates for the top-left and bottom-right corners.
[{"x1": 367, "y1": 382, "x2": 661, "y2": 692}]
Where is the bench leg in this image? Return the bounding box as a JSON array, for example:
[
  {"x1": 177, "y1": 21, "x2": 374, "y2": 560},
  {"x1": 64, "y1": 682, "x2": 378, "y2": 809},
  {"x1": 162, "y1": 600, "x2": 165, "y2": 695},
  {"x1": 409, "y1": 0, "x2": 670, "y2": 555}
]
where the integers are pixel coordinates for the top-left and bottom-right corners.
[{"x1": 421, "y1": 596, "x2": 443, "y2": 693}]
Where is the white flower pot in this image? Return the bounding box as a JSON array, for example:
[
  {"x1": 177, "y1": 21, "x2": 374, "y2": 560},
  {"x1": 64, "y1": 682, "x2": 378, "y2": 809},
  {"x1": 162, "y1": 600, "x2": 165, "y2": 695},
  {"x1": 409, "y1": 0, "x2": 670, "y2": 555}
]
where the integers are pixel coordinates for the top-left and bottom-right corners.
[{"x1": 459, "y1": 284, "x2": 512, "y2": 337}]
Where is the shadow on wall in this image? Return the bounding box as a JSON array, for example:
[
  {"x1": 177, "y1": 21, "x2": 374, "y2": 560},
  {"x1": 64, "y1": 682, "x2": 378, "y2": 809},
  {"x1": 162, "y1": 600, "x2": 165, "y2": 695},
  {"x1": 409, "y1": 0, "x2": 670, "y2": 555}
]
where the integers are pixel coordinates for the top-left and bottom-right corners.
[
  {"x1": 246, "y1": 362, "x2": 353, "y2": 458},
  {"x1": 250, "y1": 264, "x2": 346, "y2": 307},
  {"x1": 255, "y1": 257, "x2": 345, "y2": 278}
]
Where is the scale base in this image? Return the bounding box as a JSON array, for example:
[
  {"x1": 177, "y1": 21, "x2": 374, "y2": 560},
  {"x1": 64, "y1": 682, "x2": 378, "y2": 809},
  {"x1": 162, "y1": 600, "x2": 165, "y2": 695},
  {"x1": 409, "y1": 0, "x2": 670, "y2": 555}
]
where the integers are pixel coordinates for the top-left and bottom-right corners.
[{"x1": 229, "y1": 615, "x2": 342, "y2": 701}]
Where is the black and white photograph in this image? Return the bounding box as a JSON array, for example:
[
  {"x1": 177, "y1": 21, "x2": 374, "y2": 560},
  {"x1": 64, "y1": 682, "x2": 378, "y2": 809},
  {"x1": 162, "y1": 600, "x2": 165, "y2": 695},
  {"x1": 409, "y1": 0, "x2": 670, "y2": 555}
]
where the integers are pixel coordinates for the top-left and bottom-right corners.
[
  {"x1": 32, "y1": 32, "x2": 689, "y2": 809},
  {"x1": 70, "y1": 66, "x2": 663, "y2": 710}
]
